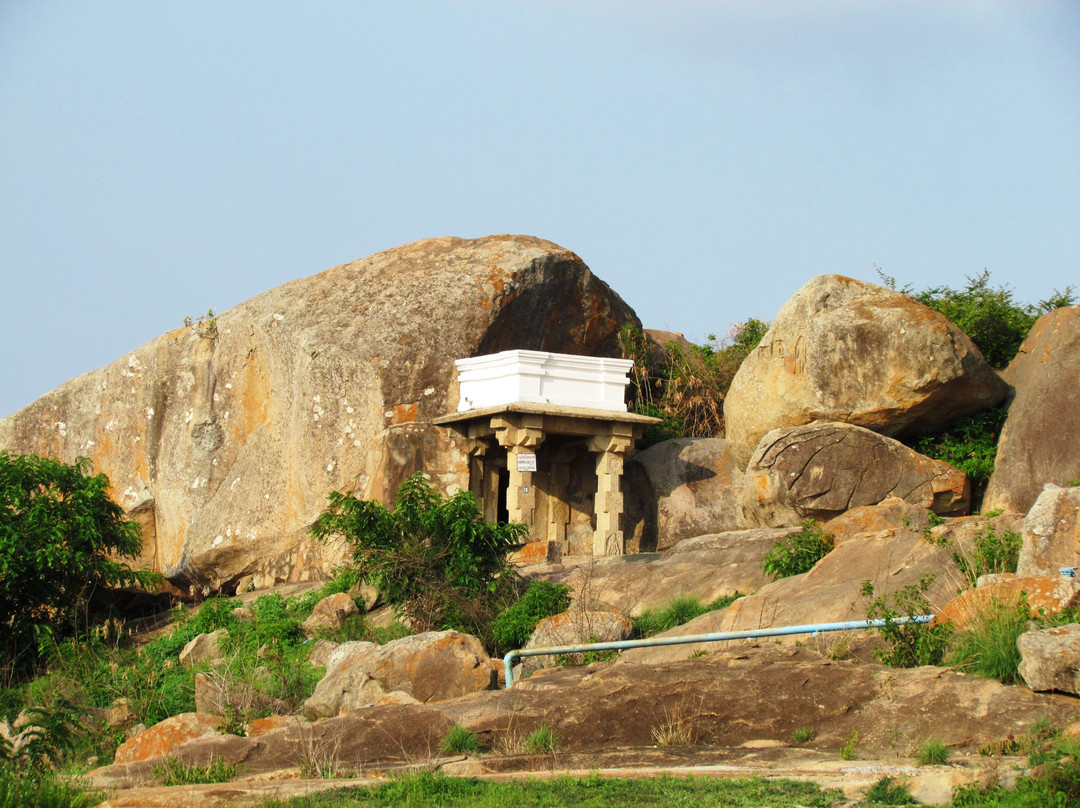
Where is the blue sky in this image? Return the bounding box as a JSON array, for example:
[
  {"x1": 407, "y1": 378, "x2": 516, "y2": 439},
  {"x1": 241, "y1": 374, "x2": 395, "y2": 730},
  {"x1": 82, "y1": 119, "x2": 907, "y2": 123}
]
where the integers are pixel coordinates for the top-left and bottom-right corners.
[{"x1": 1, "y1": 1, "x2": 1077, "y2": 418}]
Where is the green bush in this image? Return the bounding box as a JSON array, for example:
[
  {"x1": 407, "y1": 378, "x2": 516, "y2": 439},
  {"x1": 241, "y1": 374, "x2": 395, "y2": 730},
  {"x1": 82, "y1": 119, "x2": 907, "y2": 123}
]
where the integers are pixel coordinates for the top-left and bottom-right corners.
[
  {"x1": 490, "y1": 582, "x2": 571, "y2": 652},
  {"x1": 862, "y1": 776, "x2": 917, "y2": 805},
  {"x1": 0, "y1": 767, "x2": 99, "y2": 808},
  {"x1": 0, "y1": 453, "x2": 160, "y2": 674},
  {"x1": 862, "y1": 574, "x2": 952, "y2": 668},
  {"x1": 906, "y1": 409, "x2": 1007, "y2": 511},
  {"x1": 762, "y1": 521, "x2": 834, "y2": 580},
  {"x1": 524, "y1": 726, "x2": 559, "y2": 754},
  {"x1": 917, "y1": 739, "x2": 949, "y2": 766},
  {"x1": 947, "y1": 597, "x2": 1028, "y2": 684},
  {"x1": 310, "y1": 473, "x2": 526, "y2": 646},
  {"x1": 953, "y1": 524, "x2": 1022, "y2": 588}
]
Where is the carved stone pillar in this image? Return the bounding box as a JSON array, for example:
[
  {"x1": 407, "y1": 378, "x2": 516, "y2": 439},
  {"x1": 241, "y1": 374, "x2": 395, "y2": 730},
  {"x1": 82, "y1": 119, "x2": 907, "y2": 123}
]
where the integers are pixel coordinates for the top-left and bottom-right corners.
[
  {"x1": 588, "y1": 433, "x2": 634, "y2": 556},
  {"x1": 495, "y1": 418, "x2": 545, "y2": 538}
]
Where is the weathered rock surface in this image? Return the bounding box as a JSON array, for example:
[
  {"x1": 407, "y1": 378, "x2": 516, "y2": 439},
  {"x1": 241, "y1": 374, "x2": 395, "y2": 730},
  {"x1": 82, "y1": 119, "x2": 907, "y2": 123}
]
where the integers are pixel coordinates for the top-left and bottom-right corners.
[
  {"x1": 741, "y1": 422, "x2": 971, "y2": 527},
  {"x1": 1017, "y1": 484, "x2": 1080, "y2": 577},
  {"x1": 299, "y1": 592, "x2": 359, "y2": 636},
  {"x1": 546, "y1": 527, "x2": 797, "y2": 617},
  {"x1": 620, "y1": 504, "x2": 1002, "y2": 665},
  {"x1": 984, "y1": 306, "x2": 1080, "y2": 514},
  {"x1": 91, "y1": 644, "x2": 1070, "y2": 791},
  {"x1": 723, "y1": 275, "x2": 1008, "y2": 467},
  {"x1": 624, "y1": 437, "x2": 744, "y2": 551},
  {"x1": 179, "y1": 629, "x2": 228, "y2": 667},
  {"x1": 1018, "y1": 623, "x2": 1080, "y2": 694},
  {"x1": 114, "y1": 712, "x2": 224, "y2": 764},
  {"x1": 0, "y1": 235, "x2": 638, "y2": 590},
  {"x1": 521, "y1": 606, "x2": 632, "y2": 673},
  {"x1": 936, "y1": 575, "x2": 1080, "y2": 631},
  {"x1": 303, "y1": 630, "x2": 495, "y2": 718}
]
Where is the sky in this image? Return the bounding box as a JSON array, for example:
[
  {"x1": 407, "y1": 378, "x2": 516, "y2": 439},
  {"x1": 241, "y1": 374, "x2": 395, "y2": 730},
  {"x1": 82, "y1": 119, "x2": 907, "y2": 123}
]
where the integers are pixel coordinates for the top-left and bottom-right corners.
[{"x1": 1, "y1": 1, "x2": 1077, "y2": 419}]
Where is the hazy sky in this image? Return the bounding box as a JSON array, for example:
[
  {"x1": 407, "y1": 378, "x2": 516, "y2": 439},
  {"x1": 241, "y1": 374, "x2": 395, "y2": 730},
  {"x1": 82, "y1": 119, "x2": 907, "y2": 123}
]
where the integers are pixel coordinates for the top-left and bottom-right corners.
[{"x1": 2, "y1": 1, "x2": 1077, "y2": 418}]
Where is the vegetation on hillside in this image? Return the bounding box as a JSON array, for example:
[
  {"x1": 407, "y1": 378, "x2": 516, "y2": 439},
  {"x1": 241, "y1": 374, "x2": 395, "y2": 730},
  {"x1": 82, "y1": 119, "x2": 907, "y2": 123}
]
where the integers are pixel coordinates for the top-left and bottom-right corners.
[
  {"x1": 310, "y1": 472, "x2": 527, "y2": 650},
  {"x1": 0, "y1": 452, "x2": 161, "y2": 676},
  {"x1": 619, "y1": 320, "x2": 768, "y2": 446}
]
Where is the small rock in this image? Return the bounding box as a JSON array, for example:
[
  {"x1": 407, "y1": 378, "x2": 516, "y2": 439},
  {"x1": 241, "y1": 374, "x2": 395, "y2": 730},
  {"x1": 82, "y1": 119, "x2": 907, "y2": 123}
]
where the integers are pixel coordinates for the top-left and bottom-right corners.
[
  {"x1": 301, "y1": 593, "x2": 360, "y2": 636},
  {"x1": 1018, "y1": 623, "x2": 1080, "y2": 694},
  {"x1": 106, "y1": 698, "x2": 134, "y2": 728},
  {"x1": 179, "y1": 629, "x2": 228, "y2": 667},
  {"x1": 231, "y1": 606, "x2": 254, "y2": 622}
]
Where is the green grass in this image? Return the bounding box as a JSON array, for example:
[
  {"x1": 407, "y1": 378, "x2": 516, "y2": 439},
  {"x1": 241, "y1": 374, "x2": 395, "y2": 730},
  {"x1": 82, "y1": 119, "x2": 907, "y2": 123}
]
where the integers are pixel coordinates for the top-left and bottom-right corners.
[
  {"x1": 762, "y1": 520, "x2": 834, "y2": 581},
  {"x1": 947, "y1": 598, "x2": 1028, "y2": 684},
  {"x1": 0, "y1": 768, "x2": 101, "y2": 808},
  {"x1": 862, "y1": 776, "x2": 917, "y2": 806},
  {"x1": 633, "y1": 593, "x2": 744, "y2": 637},
  {"x1": 791, "y1": 726, "x2": 815, "y2": 744},
  {"x1": 523, "y1": 726, "x2": 559, "y2": 755},
  {"x1": 440, "y1": 725, "x2": 483, "y2": 755},
  {"x1": 255, "y1": 771, "x2": 844, "y2": 807},
  {"x1": 152, "y1": 755, "x2": 236, "y2": 785},
  {"x1": 839, "y1": 728, "x2": 859, "y2": 761},
  {"x1": 916, "y1": 739, "x2": 949, "y2": 766}
]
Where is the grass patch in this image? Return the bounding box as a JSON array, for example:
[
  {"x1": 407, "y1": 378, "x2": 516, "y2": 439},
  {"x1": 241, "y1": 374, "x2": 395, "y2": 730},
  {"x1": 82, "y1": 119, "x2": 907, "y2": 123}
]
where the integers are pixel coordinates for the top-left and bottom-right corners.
[
  {"x1": 255, "y1": 770, "x2": 844, "y2": 807},
  {"x1": 791, "y1": 726, "x2": 815, "y2": 744},
  {"x1": 633, "y1": 593, "x2": 743, "y2": 638},
  {"x1": 152, "y1": 755, "x2": 236, "y2": 785},
  {"x1": 839, "y1": 728, "x2": 859, "y2": 761},
  {"x1": 862, "y1": 776, "x2": 917, "y2": 805},
  {"x1": 952, "y1": 524, "x2": 1022, "y2": 588},
  {"x1": 916, "y1": 739, "x2": 949, "y2": 766},
  {"x1": 947, "y1": 598, "x2": 1028, "y2": 684},
  {"x1": 440, "y1": 725, "x2": 483, "y2": 755},
  {"x1": 523, "y1": 726, "x2": 559, "y2": 755},
  {"x1": 762, "y1": 521, "x2": 833, "y2": 581},
  {"x1": 0, "y1": 768, "x2": 101, "y2": 808}
]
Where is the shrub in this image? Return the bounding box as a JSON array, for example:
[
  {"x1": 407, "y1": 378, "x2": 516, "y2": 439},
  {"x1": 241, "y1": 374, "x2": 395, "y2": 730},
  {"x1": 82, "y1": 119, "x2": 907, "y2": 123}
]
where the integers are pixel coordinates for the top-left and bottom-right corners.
[
  {"x1": 917, "y1": 739, "x2": 949, "y2": 766},
  {"x1": 906, "y1": 409, "x2": 1007, "y2": 511},
  {"x1": 952, "y1": 524, "x2": 1022, "y2": 588},
  {"x1": 762, "y1": 521, "x2": 834, "y2": 580},
  {"x1": 947, "y1": 597, "x2": 1028, "y2": 684},
  {"x1": 862, "y1": 574, "x2": 952, "y2": 668},
  {"x1": 440, "y1": 724, "x2": 483, "y2": 755},
  {"x1": 490, "y1": 582, "x2": 572, "y2": 652},
  {"x1": 619, "y1": 321, "x2": 768, "y2": 445},
  {"x1": 0, "y1": 453, "x2": 160, "y2": 674},
  {"x1": 839, "y1": 728, "x2": 859, "y2": 761},
  {"x1": 310, "y1": 472, "x2": 527, "y2": 643}
]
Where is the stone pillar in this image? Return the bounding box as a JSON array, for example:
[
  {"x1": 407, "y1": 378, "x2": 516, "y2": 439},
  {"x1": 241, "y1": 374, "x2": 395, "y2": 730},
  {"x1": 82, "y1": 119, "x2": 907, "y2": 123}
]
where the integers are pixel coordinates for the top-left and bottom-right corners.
[
  {"x1": 495, "y1": 418, "x2": 545, "y2": 538},
  {"x1": 546, "y1": 447, "x2": 575, "y2": 549},
  {"x1": 588, "y1": 433, "x2": 634, "y2": 556}
]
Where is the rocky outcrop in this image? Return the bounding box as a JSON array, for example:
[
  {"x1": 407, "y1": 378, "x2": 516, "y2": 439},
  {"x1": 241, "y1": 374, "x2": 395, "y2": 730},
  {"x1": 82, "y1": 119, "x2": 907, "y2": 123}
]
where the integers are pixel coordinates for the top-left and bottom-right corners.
[
  {"x1": 935, "y1": 575, "x2": 1080, "y2": 631},
  {"x1": 114, "y1": 712, "x2": 224, "y2": 764},
  {"x1": 1018, "y1": 623, "x2": 1080, "y2": 694},
  {"x1": 984, "y1": 306, "x2": 1080, "y2": 514},
  {"x1": 303, "y1": 630, "x2": 496, "y2": 718},
  {"x1": 548, "y1": 527, "x2": 797, "y2": 617},
  {"x1": 741, "y1": 422, "x2": 970, "y2": 527},
  {"x1": 0, "y1": 236, "x2": 637, "y2": 590},
  {"x1": 623, "y1": 438, "x2": 744, "y2": 551},
  {"x1": 620, "y1": 503, "x2": 982, "y2": 665},
  {"x1": 1017, "y1": 484, "x2": 1080, "y2": 578},
  {"x1": 723, "y1": 275, "x2": 1007, "y2": 467},
  {"x1": 520, "y1": 605, "x2": 632, "y2": 673}
]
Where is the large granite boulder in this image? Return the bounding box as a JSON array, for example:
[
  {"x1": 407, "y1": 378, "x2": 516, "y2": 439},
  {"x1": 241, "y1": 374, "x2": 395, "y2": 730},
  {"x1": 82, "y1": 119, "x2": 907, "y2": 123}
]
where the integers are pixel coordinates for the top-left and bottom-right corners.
[
  {"x1": 724, "y1": 275, "x2": 1008, "y2": 467},
  {"x1": 984, "y1": 306, "x2": 1080, "y2": 514},
  {"x1": 303, "y1": 630, "x2": 496, "y2": 718},
  {"x1": 114, "y1": 712, "x2": 224, "y2": 764},
  {"x1": 0, "y1": 236, "x2": 637, "y2": 590},
  {"x1": 520, "y1": 605, "x2": 633, "y2": 673},
  {"x1": 1017, "y1": 483, "x2": 1080, "y2": 577},
  {"x1": 741, "y1": 422, "x2": 970, "y2": 527},
  {"x1": 623, "y1": 437, "x2": 744, "y2": 551}
]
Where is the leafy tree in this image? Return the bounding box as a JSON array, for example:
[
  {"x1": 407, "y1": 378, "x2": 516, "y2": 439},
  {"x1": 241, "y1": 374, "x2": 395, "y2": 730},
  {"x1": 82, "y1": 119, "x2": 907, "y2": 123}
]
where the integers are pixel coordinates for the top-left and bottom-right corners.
[
  {"x1": 0, "y1": 453, "x2": 156, "y2": 674},
  {"x1": 309, "y1": 473, "x2": 526, "y2": 642}
]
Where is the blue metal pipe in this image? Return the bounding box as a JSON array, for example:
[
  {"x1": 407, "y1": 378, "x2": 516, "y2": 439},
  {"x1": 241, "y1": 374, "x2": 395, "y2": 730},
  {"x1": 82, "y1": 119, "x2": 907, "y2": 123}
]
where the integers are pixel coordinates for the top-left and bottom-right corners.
[{"x1": 502, "y1": 615, "x2": 933, "y2": 688}]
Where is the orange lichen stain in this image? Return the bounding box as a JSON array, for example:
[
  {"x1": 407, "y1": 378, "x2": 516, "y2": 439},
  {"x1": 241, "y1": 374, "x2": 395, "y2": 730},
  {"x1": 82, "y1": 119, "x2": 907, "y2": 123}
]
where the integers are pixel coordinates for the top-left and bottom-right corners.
[
  {"x1": 390, "y1": 402, "x2": 418, "y2": 425},
  {"x1": 231, "y1": 349, "x2": 272, "y2": 441}
]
